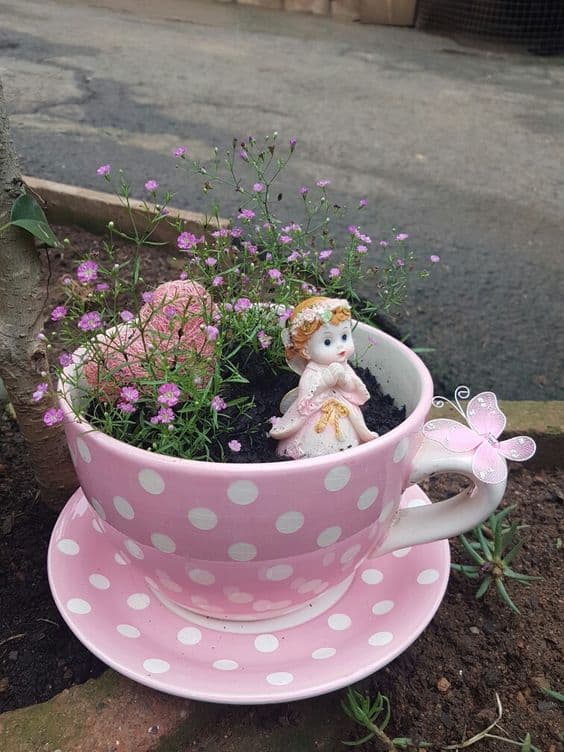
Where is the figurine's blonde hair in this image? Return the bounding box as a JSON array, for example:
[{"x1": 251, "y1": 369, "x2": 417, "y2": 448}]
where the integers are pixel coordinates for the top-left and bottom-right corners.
[{"x1": 285, "y1": 296, "x2": 351, "y2": 362}]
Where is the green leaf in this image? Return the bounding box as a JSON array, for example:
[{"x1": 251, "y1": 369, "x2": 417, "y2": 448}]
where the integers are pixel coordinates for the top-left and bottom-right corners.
[
  {"x1": 540, "y1": 686, "x2": 564, "y2": 703},
  {"x1": 521, "y1": 732, "x2": 532, "y2": 752},
  {"x1": 476, "y1": 574, "x2": 492, "y2": 599},
  {"x1": 9, "y1": 192, "x2": 59, "y2": 247},
  {"x1": 495, "y1": 578, "x2": 520, "y2": 614}
]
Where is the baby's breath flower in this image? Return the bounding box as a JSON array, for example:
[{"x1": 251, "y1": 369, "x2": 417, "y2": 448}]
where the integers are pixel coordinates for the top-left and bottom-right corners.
[
  {"x1": 96, "y1": 164, "x2": 111, "y2": 176},
  {"x1": 430, "y1": 254, "x2": 441, "y2": 263},
  {"x1": 212, "y1": 275, "x2": 224, "y2": 287},
  {"x1": 43, "y1": 407, "x2": 63, "y2": 426},
  {"x1": 205, "y1": 325, "x2": 220, "y2": 341},
  {"x1": 211, "y1": 395, "x2": 227, "y2": 412},
  {"x1": 329, "y1": 267, "x2": 341, "y2": 279},
  {"x1": 77, "y1": 260, "x2": 98, "y2": 283},
  {"x1": 253, "y1": 182, "x2": 264, "y2": 192},
  {"x1": 51, "y1": 305, "x2": 67, "y2": 321},
  {"x1": 32, "y1": 383, "x2": 49, "y2": 402},
  {"x1": 396, "y1": 233, "x2": 409, "y2": 241},
  {"x1": 228, "y1": 439, "x2": 241, "y2": 452},
  {"x1": 78, "y1": 311, "x2": 102, "y2": 331},
  {"x1": 144, "y1": 179, "x2": 159, "y2": 191},
  {"x1": 158, "y1": 383, "x2": 181, "y2": 407}
]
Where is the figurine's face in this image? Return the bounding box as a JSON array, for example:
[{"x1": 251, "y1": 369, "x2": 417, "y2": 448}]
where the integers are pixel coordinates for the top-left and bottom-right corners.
[{"x1": 305, "y1": 319, "x2": 355, "y2": 365}]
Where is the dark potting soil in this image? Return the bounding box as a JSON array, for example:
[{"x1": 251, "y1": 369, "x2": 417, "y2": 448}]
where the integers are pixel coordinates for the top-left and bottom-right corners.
[{"x1": 0, "y1": 226, "x2": 562, "y2": 750}]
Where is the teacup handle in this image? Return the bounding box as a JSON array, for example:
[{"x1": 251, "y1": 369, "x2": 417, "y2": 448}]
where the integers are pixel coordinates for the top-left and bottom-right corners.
[{"x1": 375, "y1": 437, "x2": 506, "y2": 557}]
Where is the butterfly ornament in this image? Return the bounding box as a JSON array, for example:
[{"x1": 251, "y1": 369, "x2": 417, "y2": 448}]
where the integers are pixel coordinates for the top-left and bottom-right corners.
[{"x1": 423, "y1": 387, "x2": 536, "y2": 484}]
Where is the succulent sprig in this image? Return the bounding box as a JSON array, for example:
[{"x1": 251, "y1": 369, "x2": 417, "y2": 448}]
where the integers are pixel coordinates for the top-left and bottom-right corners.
[{"x1": 451, "y1": 506, "x2": 541, "y2": 614}]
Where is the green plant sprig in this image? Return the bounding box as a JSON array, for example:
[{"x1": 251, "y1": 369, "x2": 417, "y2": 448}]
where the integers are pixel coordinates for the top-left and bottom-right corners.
[{"x1": 451, "y1": 506, "x2": 541, "y2": 614}]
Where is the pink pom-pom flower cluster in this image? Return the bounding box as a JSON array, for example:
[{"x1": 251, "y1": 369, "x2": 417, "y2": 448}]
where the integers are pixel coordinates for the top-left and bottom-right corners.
[{"x1": 84, "y1": 280, "x2": 216, "y2": 400}]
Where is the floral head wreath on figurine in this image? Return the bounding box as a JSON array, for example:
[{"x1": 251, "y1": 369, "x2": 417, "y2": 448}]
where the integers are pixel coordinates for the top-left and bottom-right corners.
[{"x1": 281, "y1": 296, "x2": 352, "y2": 375}]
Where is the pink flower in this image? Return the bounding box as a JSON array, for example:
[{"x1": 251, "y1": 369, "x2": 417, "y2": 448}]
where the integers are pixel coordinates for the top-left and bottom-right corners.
[
  {"x1": 177, "y1": 231, "x2": 204, "y2": 251},
  {"x1": 268, "y1": 268, "x2": 283, "y2": 284},
  {"x1": 329, "y1": 267, "x2": 341, "y2": 279},
  {"x1": 348, "y1": 225, "x2": 358, "y2": 236},
  {"x1": 211, "y1": 228, "x2": 230, "y2": 239},
  {"x1": 117, "y1": 401, "x2": 136, "y2": 414},
  {"x1": 395, "y1": 259, "x2": 405, "y2": 267},
  {"x1": 32, "y1": 382, "x2": 49, "y2": 402},
  {"x1": 212, "y1": 275, "x2": 224, "y2": 287},
  {"x1": 253, "y1": 182, "x2": 264, "y2": 193},
  {"x1": 282, "y1": 223, "x2": 301, "y2": 233},
  {"x1": 174, "y1": 146, "x2": 187, "y2": 158},
  {"x1": 257, "y1": 330, "x2": 272, "y2": 349},
  {"x1": 238, "y1": 208, "x2": 255, "y2": 220},
  {"x1": 144, "y1": 179, "x2": 159, "y2": 191},
  {"x1": 228, "y1": 440, "x2": 241, "y2": 452},
  {"x1": 151, "y1": 406, "x2": 175, "y2": 424},
  {"x1": 243, "y1": 242, "x2": 257, "y2": 255},
  {"x1": 359, "y1": 198, "x2": 368, "y2": 208},
  {"x1": 58, "y1": 352, "x2": 73, "y2": 367},
  {"x1": 78, "y1": 311, "x2": 102, "y2": 331},
  {"x1": 396, "y1": 233, "x2": 409, "y2": 241},
  {"x1": 51, "y1": 305, "x2": 67, "y2": 321},
  {"x1": 158, "y1": 382, "x2": 181, "y2": 407},
  {"x1": 289, "y1": 137, "x2": 297, "y2": 148},
  {"x1": 287, "y1": 251, "x2": 300, "y2": 262},
  {"x1": 120, "y1": 310, "x2": 134, "y2": 322},
  {"x1": 430, "y1": 254, "x2": 441, "y2": 263},
  {"x1": 357, "y1": 245, "x2": 368, "y2": 254},
  {"x1": 379, "y1": 240, "x2": 388, "y2": 248},
  {"x1": 205, "y1": 325, "x2": 219, "y2": 341},
  {"x1": 43, "y1": 407, "x2": 63, "y2": 426},
  {"x1": 278, "y1": 235, "x2": 292, "y2": 245},
  {"x1": 205, "y1": 257, "x2": 217, "y2": 267},
  {"x1": 299, "y1": 186, "x2": 309, "y2": 196},
  {"x1": 142, "y1": 291, "x2": 154, "y2": 304},
  {"x1": 77, "y1": 260, "x2": 98, "y2": 283},
  {"x1": 234, "y1": 297, "x2": 252, "y2": 313},
  {"x1": 164, "y1": 305, "x2": 177, "y2": 319},
  {"x1": 316, "y1": 179, "x2": 330, "y2": 188},
  {"x1": 120, "y1": 386, "x2": 139, "y2": 403},
  {"x1": 211, "y1": 395, "x2": 227, "y2": 412},
  {"x1": 319, "y1": 250, "x2": 333, "y2": 261},
  {"x1": 179, "y1": 271, "x2": 188, "y2": 280},
  {"x1": 240, "y1": 150, "x2": 249, "y2": 162},
  {"x1": 230, "y1": 227, "x2": 243, "y2": 239},
  {"x1": 96, "y1": 164, "x2": 111, "y2": 176},
  {"x1": 96, "y1": 282, "x2": 109, "y2": 292}
]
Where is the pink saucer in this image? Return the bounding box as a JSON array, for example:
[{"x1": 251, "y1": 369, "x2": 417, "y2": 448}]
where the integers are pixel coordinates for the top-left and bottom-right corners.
[{"x1": 48, "y1": 486, "x2": 449, "y2": 704}]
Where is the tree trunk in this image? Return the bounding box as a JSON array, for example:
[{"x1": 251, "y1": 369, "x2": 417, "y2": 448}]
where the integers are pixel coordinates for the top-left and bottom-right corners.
[{"x1": 0, "y1": 77, "x2": 76, "y2": 511}]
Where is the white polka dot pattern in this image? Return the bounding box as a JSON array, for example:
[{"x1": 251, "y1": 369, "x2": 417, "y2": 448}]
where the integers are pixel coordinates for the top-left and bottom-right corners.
[
  {"x1": 76, "y1": 437, "x2": 91, "y2": 463},
  {"x1": 151, "y1": 533, "x2": 176, "y2": 553},
  {"x1": 138, "y1": 469, "x2": 165, "y2": 495},
  {"x1": 266, "y1": 672, "x2": 294, "y2": 686},
  {"x1": 323, "y1": 466, "x2": 351, "y2": 492},
  {"x1": 188, "y1": 507, "x2": 218, "y2": 530},
  {"x1": 57, "y1": 539, "x2": 80, "y2": 555},
  {"x1": 124, "y1": 539, "x2": 144, "y2": 559},
  {"x1": 254, "y1": 634, "x2": 279, "y2": 653},
  {"x1": 89, "y1": 574, "x2": 110, "y2": 590},
  {"x1": 143, "y1": 658, "x2": 170, "y2": 674},
  {"x1": 316, "y1": 526, "x2": 342, "y2": 548},
  {"x1": 228, "y1": 542, "x2": 257, "y2": 562},
  {"x1": 177, "y1": 627, "x2": 202, "y2": 645},
  {"x1": 417, "y1": 569, "x2": 440, "y2": 585},
  {"x1": 117, "y1": 624, "x2": 140, "y2": 638},
  {"x1": 328, "y1": 613, "x2": 351, "y2": 631},
  {"x1": 67, "y1": 598, "x2": 91, "y2": 614},
  {"x1": 265, "y1": 564, "x2": 293, "y2": 581},
  {"x1": 275, "y1": 511, "x2": 305, "y2": 534},
  {"x1": 227, "y1": 480, "x2": 258, "y2": 505},
  {"x1": 312, "y1": 648, "x2": 336, "y2": 660},
  {"x1": 113, "y1": 496, "x2": 134, "y2": 520},
  {"x1": 368, "y1": 631, "x2": 394, "y2": 646},
  {"x1": 127, "y1": 593, "x2": 150, "y2": 610},
  {"x1": 392, "y1": 437, "x2": 409, "y2": 463},
  {"x1": 213, "y1": 659, "x2": 239, "y2": 671}
]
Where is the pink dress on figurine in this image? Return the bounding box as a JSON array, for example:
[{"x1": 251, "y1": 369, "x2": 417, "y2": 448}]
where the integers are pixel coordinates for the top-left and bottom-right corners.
[{"x1": 269, "y1": 296, "x2": 377, "y2": 460}]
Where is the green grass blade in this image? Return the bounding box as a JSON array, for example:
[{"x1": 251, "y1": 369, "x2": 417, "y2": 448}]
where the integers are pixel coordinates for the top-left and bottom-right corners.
[
  {"x1": 476, "y1": 574, "x2": 492, "y2": 599},
  {"x1": 496, "y1": 578, "x2": 520, "y2": 614}
]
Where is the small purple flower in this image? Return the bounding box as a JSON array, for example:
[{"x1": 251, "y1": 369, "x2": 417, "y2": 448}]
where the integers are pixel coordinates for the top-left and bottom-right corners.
[
  {"x1": 357, "y1": 245, "x2": 368, "y2": 254},
  {"x1": 211, "y1": 228, "x2": 230, "y2": 239},
  {"x1": 43, "y1": 407, "x2": 64, "y2": 426},
  {"x1": 348, "y1": 225, "x2": 358, "y2": 236},
  {"x1": 58, "y1": 352, "x2": 73, "y2": 367},
  {"x1": 268, "y1": 268, "x2": 283, "y2": 285},
  {"x1": 177, "y1": 231, "x2": 204, "y2": 251},
  {"x1": 144, "y1": 179, "x2": 159, "y2": 191},
  {"x1": 158, "y1": 382, "x2": 181, "y2": 407},
  {"x1": 329, "y1": 267, "x2": 341, "y2": 279},
  {"x1": 278, "y1": 308, "x2": 292, "y2": 325},
  {"x1": 379, "y1": 240, "x2": 389, "y2": 248},
  {"x1": 96, "y1": 164, "x2": 111, "y2": 176},
  {"x1": 316, "y1": 179, "x2": 330, "y2": 188},
  {"x1": 120, "y1": 310, "x2": 134, "y2": 323},
  {"x1": 32, "y1": 382, "x2": 49, "y2": 402},
  {"x1": 244, "y1": 243, "x2": 257, "y2": 255},
  {"x1": 77, "y1": 260, "x2": 98, "y2": 283},
  {"x1": 299, "y1": 186, "x2": 309, "y2": 196},
  {"x1": 78, "y1": 311, "x2": 102, "y2": 331},
  {"x1": 51, "y1": 305, "x2": 67, "y2": 322},
  {"x1": 211, "y1": 395, "x2": 227, "y2": 412},
  {"x1": 164, "y1": 305, "x2": 177, "y2": 319},
  {"x1": 253, "y1": 182, "x2": 264, "y2": 193},
  {"x1": 257, "y1": 330, "x2": 272, "y2": 349},
  {"x1": 62, "y1": 276, "x2": 72, "y2": 286},
  {"x1": 239, "y1": 150, "x2": 249, "y2": 162},
  {"x1": 96, "y1": 282, "x2": 109, "y2": 292},
  {"x1": 205, "y1": 257, "x2": 217, "y2": 267},
  {"x1": 238, "y1": 208, "x2": 255, "y2": 220},
  {"x1": 142, "y1": 291, "x2": 154, "y2": 304},
  {"x1": 269, "y1": 415, "x2": 280, "y2": 426},
  {"x1": 396, "y1": 233, "x2": 409, "y2": 241},
  {"x1": 319, "y1": 250, "x2": 333, "y2": 261},
  {"x1": 212, "y1": 275, "x2": 224, "y2": 287},
  {"x1": 287, "y1": 251, "x2": 300, "y2": 263},
  {"x1": 120, "y1": 386, "x2": 139, "y2": 403},
  {"x1": 228, "y1": 439, "x2": 242, "y2": 452},
  {"x1": 430, "y1": 254, "x2": 441, "y2": 263},
  {"x1": 205, "y1": 325, "x2": 219, "y2": 341},
  {"x1": 359, "y1": 198, "x2": 368, "y2": 208},
  {"x1": 278, "y1": 235, "x2": 292, "y2": 245},
  {"x1": 151, "y1": 406, "x2": 175, "y2": 424},
  {"x1": 179, "y1": 271, "x2": 188, "y2": 280},
  {"x1": 234, "y1": 297, "x2": 252, "y2": 313},
  {"x1": 117, "y1": 401, "x2": 136, "y2": 414},
  {"x1": 230, "y1": 227, "x2": 243, "y2": 239},
  {"x1": 174, "y1": 146, "x2": 187, "y2": 158},
  {"x1": 395, "y1": 259, "x2": 405, "y2": 267},
  {"x1": 289, "y1": 137, "x2": 297, "y2": 148}
]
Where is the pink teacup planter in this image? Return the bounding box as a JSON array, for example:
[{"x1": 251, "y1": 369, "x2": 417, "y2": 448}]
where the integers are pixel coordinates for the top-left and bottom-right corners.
[{"x1": 57, "y1": 322, "x2": 527, "y2": 624}]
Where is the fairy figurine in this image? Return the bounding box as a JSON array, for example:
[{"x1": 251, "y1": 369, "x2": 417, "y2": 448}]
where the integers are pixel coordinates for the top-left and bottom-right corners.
[{"x1": 269, "y1": 296, "x2": 378, "y2": 459}]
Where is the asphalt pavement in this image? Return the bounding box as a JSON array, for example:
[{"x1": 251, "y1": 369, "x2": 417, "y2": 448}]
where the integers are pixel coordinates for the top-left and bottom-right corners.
[{"x1": 1, "y1": 0, "x2": 562, "y2": 399}]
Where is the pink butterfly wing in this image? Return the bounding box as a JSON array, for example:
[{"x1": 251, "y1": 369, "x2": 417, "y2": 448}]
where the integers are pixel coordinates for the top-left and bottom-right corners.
[
  {"x1": 471, "y1": 440, "x2": 508, "y2": 484},
  {"x1": 423, "y1": 418, "x2": 482, "y2": 452},
  {"x1": 498, "y1": 436, "x2": 537, "y2": 462},
  {"x1": 466, "y1": 392, "x2": 506, "y2": 438}
]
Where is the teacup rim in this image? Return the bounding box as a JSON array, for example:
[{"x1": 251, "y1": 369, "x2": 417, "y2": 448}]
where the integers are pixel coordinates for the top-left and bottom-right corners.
[{"x1": 58, "y1": 323, "x2": 434, "y2": 473}]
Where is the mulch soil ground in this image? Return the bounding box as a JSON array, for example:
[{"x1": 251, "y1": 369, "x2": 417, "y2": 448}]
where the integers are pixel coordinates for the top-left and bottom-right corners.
[{"x1": 0, "y1": 226, "x2": 562, "y2": 751}]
